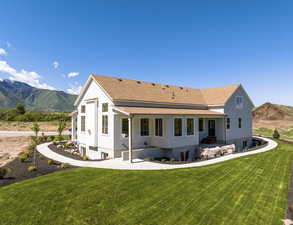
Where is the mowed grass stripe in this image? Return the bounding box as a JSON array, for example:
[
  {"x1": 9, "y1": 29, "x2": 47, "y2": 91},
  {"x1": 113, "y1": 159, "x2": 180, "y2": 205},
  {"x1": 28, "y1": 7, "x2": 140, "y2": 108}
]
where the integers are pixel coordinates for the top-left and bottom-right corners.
[{"x1": 0, "y1": 141, "x2": 293, "y2": 225}]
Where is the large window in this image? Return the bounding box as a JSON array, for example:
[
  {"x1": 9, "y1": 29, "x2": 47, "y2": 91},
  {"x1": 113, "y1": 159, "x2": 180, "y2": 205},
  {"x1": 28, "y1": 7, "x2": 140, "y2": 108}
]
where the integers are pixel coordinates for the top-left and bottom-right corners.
[
  {"x1": 174, "y1": 118, "x2": 182, "y2": 136},
  {"x1": 81, "y1": 105, "x2": 86, "y2": 113},
  {"x1": 227, "y1": 118, "x2": 230, "y2": 129},
  {"x1": 121, "y1": 118, "x2": 129, "y2": 137},
  {"x1": 140, "y1": 118, "x2": 149, "y2": 136},
  {"x1": 238, "y1": 118, "x2": 242, "y2": 128},
  {"x1": 102, "y1": 115, "x2": 108, "y2": 134},
  {"x1": 102, "y1": 103, "x2": 108, "y2": 112},
  {"x1": 199, "y1": 118, "x2": 204, "y2": 132},
  {"x1": 187, "y1": 118, "x2": 194, "y2": 136},
  {"x1": 155, "y1": 118, "x2": 163, "y2": 136},
  {"x1": 81, "y1": 116, "x2": 85, "y2": 132}
]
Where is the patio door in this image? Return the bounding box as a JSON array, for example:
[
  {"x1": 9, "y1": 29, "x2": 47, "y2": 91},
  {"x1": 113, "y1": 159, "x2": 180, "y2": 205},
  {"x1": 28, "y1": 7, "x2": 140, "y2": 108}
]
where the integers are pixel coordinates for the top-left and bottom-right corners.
[{"x1": 208, "y1": 120, "x2": 216, "y2": 137}]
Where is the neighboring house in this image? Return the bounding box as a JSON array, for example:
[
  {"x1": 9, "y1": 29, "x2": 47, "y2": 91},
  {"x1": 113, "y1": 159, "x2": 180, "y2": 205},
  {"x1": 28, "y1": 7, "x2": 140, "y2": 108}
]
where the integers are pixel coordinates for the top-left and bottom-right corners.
[{"x1": 71, "y1": 74, "x2": 254, "y2": 162}]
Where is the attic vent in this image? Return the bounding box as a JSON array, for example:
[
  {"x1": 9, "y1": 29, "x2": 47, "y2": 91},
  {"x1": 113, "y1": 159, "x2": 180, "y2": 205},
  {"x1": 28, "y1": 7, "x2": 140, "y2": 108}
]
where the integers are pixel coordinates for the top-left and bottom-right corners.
[
  {"x1": 162, "y1": 87, "x2": 166, "y2": 90},
  {"x1": 151, "y1": 83, "x2": 156, "y2": 86},
  {"x1": 136, "y1": 81, "x2": 141, "y2": 84},
  {"x1": 180, "y1": 87, "x2": 183, "y2": 90},
  {"x1": 165, "y1": 85, "x2": 169, "y2": 88},
  {"x1": 118, "y1": 79, "x2": 123, "y2": 82}
]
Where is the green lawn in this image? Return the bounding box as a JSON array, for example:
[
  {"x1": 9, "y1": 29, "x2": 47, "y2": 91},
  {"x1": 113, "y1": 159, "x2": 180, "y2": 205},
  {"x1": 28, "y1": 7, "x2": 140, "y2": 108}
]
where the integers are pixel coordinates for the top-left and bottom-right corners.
[
  {"x1": 254, "y1": 127, "x2": 293, "y2": 141},
  {"x1": 1, "y1": 141, "x2": 293, "y2": 225}
]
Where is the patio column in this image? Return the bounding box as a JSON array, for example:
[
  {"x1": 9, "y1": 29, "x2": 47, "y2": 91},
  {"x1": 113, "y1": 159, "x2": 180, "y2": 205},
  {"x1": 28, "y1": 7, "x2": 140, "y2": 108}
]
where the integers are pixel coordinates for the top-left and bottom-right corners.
[{"x1": 128, "y1": 115, "x2": 133, "y2": 163}]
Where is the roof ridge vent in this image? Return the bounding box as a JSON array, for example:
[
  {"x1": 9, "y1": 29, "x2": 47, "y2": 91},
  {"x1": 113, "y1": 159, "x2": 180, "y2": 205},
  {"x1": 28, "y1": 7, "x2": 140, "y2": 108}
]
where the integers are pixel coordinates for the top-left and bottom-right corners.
[
  {"x1": 136, "y1": 81, "x2": 141, "y2": 84},
  {"x1": 118, "y1": 78, "x2": 123, "y2": 82},
  {"x1": 151, "y1": 83, "x2": 156, "y2": 86},
  {"x1": 165, "y1": 85, "x2": 169, "y2": 88},
  {"x1": 180, "y1": 87, "x2": 183, "y2": 90}
]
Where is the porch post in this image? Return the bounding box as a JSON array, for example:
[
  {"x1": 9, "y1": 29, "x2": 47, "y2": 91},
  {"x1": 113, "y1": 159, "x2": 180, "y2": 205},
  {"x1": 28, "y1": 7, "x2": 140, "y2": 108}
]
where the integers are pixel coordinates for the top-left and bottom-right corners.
[
  {"x1": 128, "y1": 115, "x2": 133, "y2": 163},
  {"x1": 223, "y1": 116, "x2": 227, "y2": 144}
]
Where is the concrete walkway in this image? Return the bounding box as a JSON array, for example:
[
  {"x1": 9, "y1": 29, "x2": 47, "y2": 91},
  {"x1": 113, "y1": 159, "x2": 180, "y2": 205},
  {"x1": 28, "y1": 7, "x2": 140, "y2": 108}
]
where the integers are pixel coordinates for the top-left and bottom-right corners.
[{"x1": 36, "y1": 136, "x2": 277, "y2": 170}]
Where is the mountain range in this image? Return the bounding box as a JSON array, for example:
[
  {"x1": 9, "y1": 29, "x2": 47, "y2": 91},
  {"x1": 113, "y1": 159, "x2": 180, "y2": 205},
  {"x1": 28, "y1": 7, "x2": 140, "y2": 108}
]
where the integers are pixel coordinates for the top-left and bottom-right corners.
[{"x1": 0, "y1": 79, "x2": 77, "y2": 112}]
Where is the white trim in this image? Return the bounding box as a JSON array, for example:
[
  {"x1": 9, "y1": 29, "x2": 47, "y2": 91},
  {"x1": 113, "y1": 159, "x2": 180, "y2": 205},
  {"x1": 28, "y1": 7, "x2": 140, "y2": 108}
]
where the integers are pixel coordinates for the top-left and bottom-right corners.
[
  {"x1": 186, "y1": 117, "x2": 195, "y2": 136},
  {"x1": 173, "y1": 117, "x2": 183, "y2": 137},
  {"x1": 154, "y1": 118, "x2": 164, "y2": 137},
  {"x1": 140, "y1": 118, "x2": 151, "y2": 137}
]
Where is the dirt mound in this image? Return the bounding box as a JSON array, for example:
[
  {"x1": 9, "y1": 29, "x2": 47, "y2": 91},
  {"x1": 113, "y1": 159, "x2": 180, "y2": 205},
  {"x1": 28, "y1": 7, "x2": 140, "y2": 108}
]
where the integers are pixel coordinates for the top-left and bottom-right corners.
[{"x1": 253, "y1": 102, "x2": 293, "y2": 121}]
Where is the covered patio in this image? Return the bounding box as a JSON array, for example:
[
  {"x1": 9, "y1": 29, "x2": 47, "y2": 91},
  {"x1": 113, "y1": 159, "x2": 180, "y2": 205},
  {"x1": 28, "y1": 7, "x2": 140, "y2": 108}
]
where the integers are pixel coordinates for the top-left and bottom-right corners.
[{"x1": 113, "y1": 106, "x2": 227, "y2": 163}]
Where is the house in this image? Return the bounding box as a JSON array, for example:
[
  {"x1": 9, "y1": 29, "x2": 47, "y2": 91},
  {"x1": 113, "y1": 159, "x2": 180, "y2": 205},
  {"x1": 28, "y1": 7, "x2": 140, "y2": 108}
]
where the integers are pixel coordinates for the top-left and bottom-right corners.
[{"x1": 71, "y1": 74, "x2": 254, "y2": 162}]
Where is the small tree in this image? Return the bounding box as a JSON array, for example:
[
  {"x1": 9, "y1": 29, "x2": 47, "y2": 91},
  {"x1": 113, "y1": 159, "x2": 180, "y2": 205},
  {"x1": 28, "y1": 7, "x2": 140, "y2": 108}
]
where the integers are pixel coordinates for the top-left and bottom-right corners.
[
  {"x1": 16, "y1": 104, "x2": 26, "y2": 115},
  {"x1": 273, "y1": 129, "x2": 280, "y2": 139},
  {"x1": 57, "y1": 120, "x2": 67, "y2": 137},
  {"x1": 30, "y1": 122, "x2": 40, "y2": 166},
  {"x1": 31, "y1": 122, "x2": 40, "y2": 137}
]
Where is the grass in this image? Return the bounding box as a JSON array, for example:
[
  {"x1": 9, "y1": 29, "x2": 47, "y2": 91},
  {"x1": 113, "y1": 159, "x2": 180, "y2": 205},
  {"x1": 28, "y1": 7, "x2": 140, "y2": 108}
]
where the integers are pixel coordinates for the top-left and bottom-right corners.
[
  {"x1": 0, "y1": 141, "x2": 293, "y2": 225},
  {"x1": 254, "y1": 127, "x2": 293, "y2": 141}
]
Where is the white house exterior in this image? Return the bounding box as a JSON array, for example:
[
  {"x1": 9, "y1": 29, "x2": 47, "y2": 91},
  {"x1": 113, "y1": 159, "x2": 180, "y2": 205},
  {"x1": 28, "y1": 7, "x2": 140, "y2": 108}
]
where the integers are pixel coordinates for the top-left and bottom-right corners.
[{"x1": 71, "y1": 74, "x2": 254, "y2": 162}]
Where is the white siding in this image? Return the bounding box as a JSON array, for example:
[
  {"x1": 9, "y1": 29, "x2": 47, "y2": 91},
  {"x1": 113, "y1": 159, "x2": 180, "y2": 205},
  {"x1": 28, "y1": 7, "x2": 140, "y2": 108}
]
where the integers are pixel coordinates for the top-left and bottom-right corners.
[{"x1": 224, "y1": 86, "x2": 254, "y2": 149}]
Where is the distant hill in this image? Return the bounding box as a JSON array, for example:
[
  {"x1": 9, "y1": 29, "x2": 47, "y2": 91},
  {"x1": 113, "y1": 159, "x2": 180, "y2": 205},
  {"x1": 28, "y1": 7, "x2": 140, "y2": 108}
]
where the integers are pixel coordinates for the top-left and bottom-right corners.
[
  {"x1": 0, "y1": 79, "x2": 77, "y2": 112},
  {"x1": 253, "y1": 102, "x2": 293, "y2": 130},
  {"x1": 253, "y1": 102, "x2": 293, "y2": 121}
]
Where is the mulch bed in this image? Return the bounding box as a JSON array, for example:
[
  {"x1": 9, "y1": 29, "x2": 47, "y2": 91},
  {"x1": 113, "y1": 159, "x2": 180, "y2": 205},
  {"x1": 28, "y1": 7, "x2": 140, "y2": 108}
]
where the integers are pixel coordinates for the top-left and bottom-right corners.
[
  {"x1": 48, "y1": 144, "x2": 104, "y2": 162},
  {"x1": 0, "y1": 152, "x2": 76, "y2": 187}
]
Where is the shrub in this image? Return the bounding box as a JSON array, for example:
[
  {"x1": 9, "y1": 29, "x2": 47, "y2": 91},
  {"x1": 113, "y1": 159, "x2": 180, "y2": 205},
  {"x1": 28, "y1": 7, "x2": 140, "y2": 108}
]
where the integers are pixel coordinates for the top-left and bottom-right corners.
[
  {"x1": 170, "y1": 158, "x2": 176, "y2": 162},
  {"x1": 83, "y1": 156, "x2": 89, "y2": 161},
  {"x1": 59, "y1": 163, "x2": 69, "y2": 168},
  {"x1": 52, "y1": 140, "x2": 57, "y2": 145},
  {"x1": 54, "y1": 135, "x2": 63, "y2": 142},
  {"x1": 48, "y1": 136, "x2": 55, "y2": 142},
  {"x1": 144, "y1": 158, "x2": 152, "y2": 161},
  {"x1": 0, "y1": 167, "x2": 12, "y2": 179},
  {"x1": 22, "y1": 150, "x2": 32, "y2": 156},
  {"x1": 18, "y1": 154, "x2": 28, "y2": 162},
  {"x1": 48, "y1": 159, "x2": 54, "y2": 165},
  {"x1": 273, "y1": 129, "x2": 280, "y2": 139},
  {"x1": 161, "y1": 158, "x2": 167, "y2": 162},
  {"x1": 27, "y1": 166, "x2": 37, "y2": 172}
]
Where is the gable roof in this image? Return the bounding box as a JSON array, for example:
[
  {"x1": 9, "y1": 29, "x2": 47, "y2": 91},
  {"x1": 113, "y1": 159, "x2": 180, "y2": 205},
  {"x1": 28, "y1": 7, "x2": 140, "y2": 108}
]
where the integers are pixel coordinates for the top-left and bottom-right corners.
[
  {"x1": 201, "y1": 84, "x2": 241, "y2": 106},
  {"x1": 91, "y1": 74, "x2": 240, "y2": 106}
]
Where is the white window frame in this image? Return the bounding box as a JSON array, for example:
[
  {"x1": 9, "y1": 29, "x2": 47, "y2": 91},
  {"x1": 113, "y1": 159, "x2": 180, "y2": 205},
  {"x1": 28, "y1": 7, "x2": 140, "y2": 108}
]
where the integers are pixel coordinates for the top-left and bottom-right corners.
[
  {"x1": 186, "y1": 118, "x2": 195, "y2": 136},
  {"x1": 154, "y1": 118, "x2": 163, "y2": 137},
  {"x1": 80, "y1": 116, "x2": 86, "y2": 133},
  {"x1": 236, "y1": 96, "x2": 244, "y2": 109},
  {"x1": 140, "y1": 118, "x2": 150, "y2": 137},
  {"x1": 121, "y1": 118, "x2": 129, "y2": 138},
  {"x1": 174, "y1": 118, "x2": 183, "y2": 137}
]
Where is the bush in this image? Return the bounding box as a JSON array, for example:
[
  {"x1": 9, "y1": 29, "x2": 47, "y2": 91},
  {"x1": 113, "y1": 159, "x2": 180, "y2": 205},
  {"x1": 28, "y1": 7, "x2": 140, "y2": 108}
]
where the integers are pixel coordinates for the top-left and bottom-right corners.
[
  {"x1": 48, "y1": 159, "x2": 54, "y2": 165},
  {"x1": 54, "y1": 135, "x2": 63, "y2": 142},
  {"x1": 52, "y1": 140, "x2": 57, "y2": 145},
  {"x1": 27, "y1": 166, "x2": 37, "y2": 172},
  {"x1": 22, "y1": 150, "x2": 32, "y2": 156},
  {"x1": 59, "y1": 163, "x2": 70, "y2": 168},
  {"x1": 161, "y1": 158, "x2": 167, "y2": 162},
  {"x1": 83, "y1": 156, "x2": 89, "y2": 161},
  {"x1": 18, "y1": 154, "x2": 28, "y2": 162},
  {"x1": 144, "y1": 158, "x2": 152, "y2": 161},
  {"x1": 170, "y1": 158, "x2": 176, "y2": 162},
  {"x1": 48, "y1": 136, "x2": 55, "y2": 142},
  {"x1": 273, "y1": 129, "x2": 280, "y2": 139},
  {"x1": 0, "y1": 167, "x2": 12, "y2": 179}
]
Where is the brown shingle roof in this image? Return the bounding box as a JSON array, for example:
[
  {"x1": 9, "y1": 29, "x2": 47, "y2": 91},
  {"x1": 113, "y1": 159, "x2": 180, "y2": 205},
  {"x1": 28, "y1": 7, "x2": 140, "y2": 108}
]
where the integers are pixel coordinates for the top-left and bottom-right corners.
[
  {"x1": 115, "y1": 106, "x2": 224, "y2": 116},
  {"x1": 91, "y1": 74, "x2": 239, "y2": 106}
]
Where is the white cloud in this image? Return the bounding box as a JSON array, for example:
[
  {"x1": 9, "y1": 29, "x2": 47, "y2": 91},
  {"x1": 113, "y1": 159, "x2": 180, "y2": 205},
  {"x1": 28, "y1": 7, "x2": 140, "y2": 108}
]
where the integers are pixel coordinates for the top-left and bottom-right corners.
[
  {"x1": 0, "y1": 61, "x2": 56, "y2": 90},
  {"x1": 52, "y1": 61, "x2": 59, "y2": 69},
  {"x1": 0, "y1": 48, "x2": 7, "y2": 55},
  {"x1": 67, "y1": 83, "x2": 82, "y2": 95},
  {"x1": 67, "y1": 72, "x2": 79, "y2": 78}
]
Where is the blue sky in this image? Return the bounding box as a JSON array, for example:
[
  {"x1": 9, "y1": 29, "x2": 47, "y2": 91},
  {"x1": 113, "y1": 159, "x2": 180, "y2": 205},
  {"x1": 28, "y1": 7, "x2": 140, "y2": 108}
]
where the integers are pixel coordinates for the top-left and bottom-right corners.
[{"x1": 0, "y1": 0, "x2": 292, "y2": 106}]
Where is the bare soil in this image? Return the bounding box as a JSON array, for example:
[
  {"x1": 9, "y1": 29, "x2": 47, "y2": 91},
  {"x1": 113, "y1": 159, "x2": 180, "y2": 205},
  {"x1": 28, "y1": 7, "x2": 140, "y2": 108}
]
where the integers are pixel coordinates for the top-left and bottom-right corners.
[
  {"x1": 0, "y1": 121, "x2": 71, "y2": 132},
  {"x1": 253, "y1": 119, "x2": 293, "y2": 131},
  {"x1": 0, "y1": 136, "x2": 30, "y2": 167}
]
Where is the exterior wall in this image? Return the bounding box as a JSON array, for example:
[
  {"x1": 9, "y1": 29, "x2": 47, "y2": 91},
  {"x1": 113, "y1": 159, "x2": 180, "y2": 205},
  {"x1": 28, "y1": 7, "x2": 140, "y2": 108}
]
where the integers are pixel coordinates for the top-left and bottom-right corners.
[
  {"x1": 114, "y1": 114, "x2": 200, "y2": 157},
  {"x1": 223, "y1": 86, "x2": 254, "y2": 150},
  {"x1": 76, "y1": 79, "x2": 115, "y2": 159}
]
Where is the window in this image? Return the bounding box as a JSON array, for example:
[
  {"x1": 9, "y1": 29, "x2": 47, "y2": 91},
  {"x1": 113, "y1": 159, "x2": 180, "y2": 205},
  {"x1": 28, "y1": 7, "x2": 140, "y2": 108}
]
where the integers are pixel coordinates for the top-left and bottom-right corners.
[
  {"x1": 121, "y1": 118, "x2": 129, "y2": 137},
  {"x1": 227, "y1": 118, "x2": 230, "y2": 129},
  {"x1": 199, "y1": 118, "x2": 204, "y2": 132},
  {"x1": 81, "y1": 105, "x2": 86, "y2": 113},
  {"x1": 102, "y1": 115, "x2": 108, "y2": 134},
  {"x1": 174, "y1": 118, "x2": 182, "y2": 136},
  {"x1": 140, "y1": 118, "x2": 149, "y2": 136},
  {"x1": 187, "y1": 118, "x2": 194, "y2": 136},
  {"x1": 102, "y1": 103, "x2": 108, "y2": 112},
  {"x1": 238, "y1": 118, "x2": 242, "y2": 128},
  {"x1": 236, "y1": 96, "x2": 243, "y2": 108},
  {"x1": 155, "y1": 118, "x2": 163, "y2": 136},
  {"x1": 81, "y1": 116, "x2": 85, "y2": 132}
]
